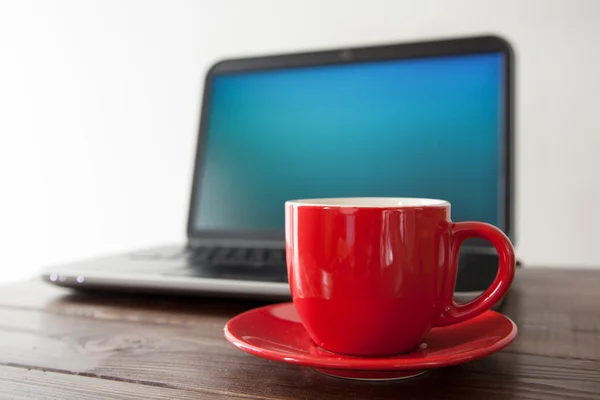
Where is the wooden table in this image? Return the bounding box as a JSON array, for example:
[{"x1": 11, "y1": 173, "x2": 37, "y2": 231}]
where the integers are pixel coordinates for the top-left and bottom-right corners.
[{"x1": 0, "y1": 269, "x2": 598, "y2": 399}]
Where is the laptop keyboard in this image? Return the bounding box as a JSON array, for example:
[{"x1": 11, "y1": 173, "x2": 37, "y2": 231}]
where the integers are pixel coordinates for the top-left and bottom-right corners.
[
  {"x1": 131, "y1": 246, "x2": 288, "y2": 283},
  {"x1": 187, "y1": 246, "x2": 286, "y2": 267}
]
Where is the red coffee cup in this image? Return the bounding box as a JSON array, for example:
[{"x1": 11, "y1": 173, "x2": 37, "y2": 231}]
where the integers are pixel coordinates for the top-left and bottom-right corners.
[{"x1": 285, "y1": 198, "x2": 516, "y2": 356}]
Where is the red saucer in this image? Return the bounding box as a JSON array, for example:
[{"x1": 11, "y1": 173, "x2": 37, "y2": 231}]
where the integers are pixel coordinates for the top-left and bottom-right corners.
[{"x1": 224, "y1": 302, "x2": 517, "y2": 381}]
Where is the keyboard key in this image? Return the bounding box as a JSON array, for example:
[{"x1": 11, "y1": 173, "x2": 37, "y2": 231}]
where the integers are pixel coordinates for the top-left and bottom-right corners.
[{"x1": 249, "y1": 249, "x2": 267, "y2": 263}]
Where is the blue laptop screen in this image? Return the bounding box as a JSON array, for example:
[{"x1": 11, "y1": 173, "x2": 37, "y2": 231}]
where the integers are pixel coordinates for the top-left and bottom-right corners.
[{"x1": 194, "y1": 52, "x2": 504, "y2": 231}]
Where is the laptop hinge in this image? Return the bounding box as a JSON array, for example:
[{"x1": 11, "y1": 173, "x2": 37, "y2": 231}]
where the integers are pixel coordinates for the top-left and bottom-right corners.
[{"x1": 187, "y1": 237, "x2": 284, "y2": 249}]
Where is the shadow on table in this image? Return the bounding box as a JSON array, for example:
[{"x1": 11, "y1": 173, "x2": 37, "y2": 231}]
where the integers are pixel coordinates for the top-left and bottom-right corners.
[
  {"x1": 46, "y1": 287, "x2": 273, "y2": 320},
  {"x1": 218, "y1": 359, "x2": 521, "y2": 400}
]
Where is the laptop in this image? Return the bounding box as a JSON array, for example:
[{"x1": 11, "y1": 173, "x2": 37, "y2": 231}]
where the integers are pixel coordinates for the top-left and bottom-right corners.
[{"x1": 42, "y1": 35, "x2": 516, "y2": 302}]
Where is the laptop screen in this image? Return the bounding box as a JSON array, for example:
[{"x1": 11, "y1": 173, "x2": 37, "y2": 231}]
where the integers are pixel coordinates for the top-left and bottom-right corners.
[{"x1": 193, "y1": 52, "x2": 505, "y2": 232}]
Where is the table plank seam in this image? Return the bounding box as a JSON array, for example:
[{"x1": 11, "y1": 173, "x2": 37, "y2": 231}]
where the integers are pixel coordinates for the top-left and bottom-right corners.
[
  {"x1": 0, "y1": 361, "x2": 182, "y2": 389},
  {"x1": 500, "y1": 349, "x2": 600, "y2": 363},
  {"x1": 0, "y1": 303, "x2": 212, "y2": 329},
  {"x1": 0, "y1": 361, "x2": 278, "y2": 400}
]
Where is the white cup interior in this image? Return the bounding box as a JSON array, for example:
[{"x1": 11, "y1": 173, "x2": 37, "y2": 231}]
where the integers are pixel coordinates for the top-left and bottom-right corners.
[{"x1": 286, "y1": 197, "x2": 449, "y2": 207}]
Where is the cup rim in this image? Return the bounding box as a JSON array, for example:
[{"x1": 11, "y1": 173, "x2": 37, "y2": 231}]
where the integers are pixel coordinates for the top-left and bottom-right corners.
[{"x1": 285, "y1": 197, "x2": 449, "y2": 208}]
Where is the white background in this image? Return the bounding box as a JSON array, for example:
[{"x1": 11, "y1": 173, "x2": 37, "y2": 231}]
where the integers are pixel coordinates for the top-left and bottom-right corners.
[{"x1": 1, "y1": 0, "x2": 599, "y2": 283}]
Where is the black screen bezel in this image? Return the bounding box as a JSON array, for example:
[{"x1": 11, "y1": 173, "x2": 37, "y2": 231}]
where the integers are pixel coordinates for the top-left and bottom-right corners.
[{"x1": 186, "y1": 35, "x2": 515, "y2": 246}]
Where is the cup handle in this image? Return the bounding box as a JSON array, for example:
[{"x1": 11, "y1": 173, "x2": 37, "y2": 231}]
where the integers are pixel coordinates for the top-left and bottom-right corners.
[{"x1": 434, "y1": 221, "x2": 516, "y2": 327}]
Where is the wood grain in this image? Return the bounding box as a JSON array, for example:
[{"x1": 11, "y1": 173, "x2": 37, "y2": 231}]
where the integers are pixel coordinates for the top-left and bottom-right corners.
[
  {"x1": 0, "y1": 269, "x2": 598, "y2": 399},
  {"x1": 0, "y1": 365, "x2": 208, "y2": 400}
]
